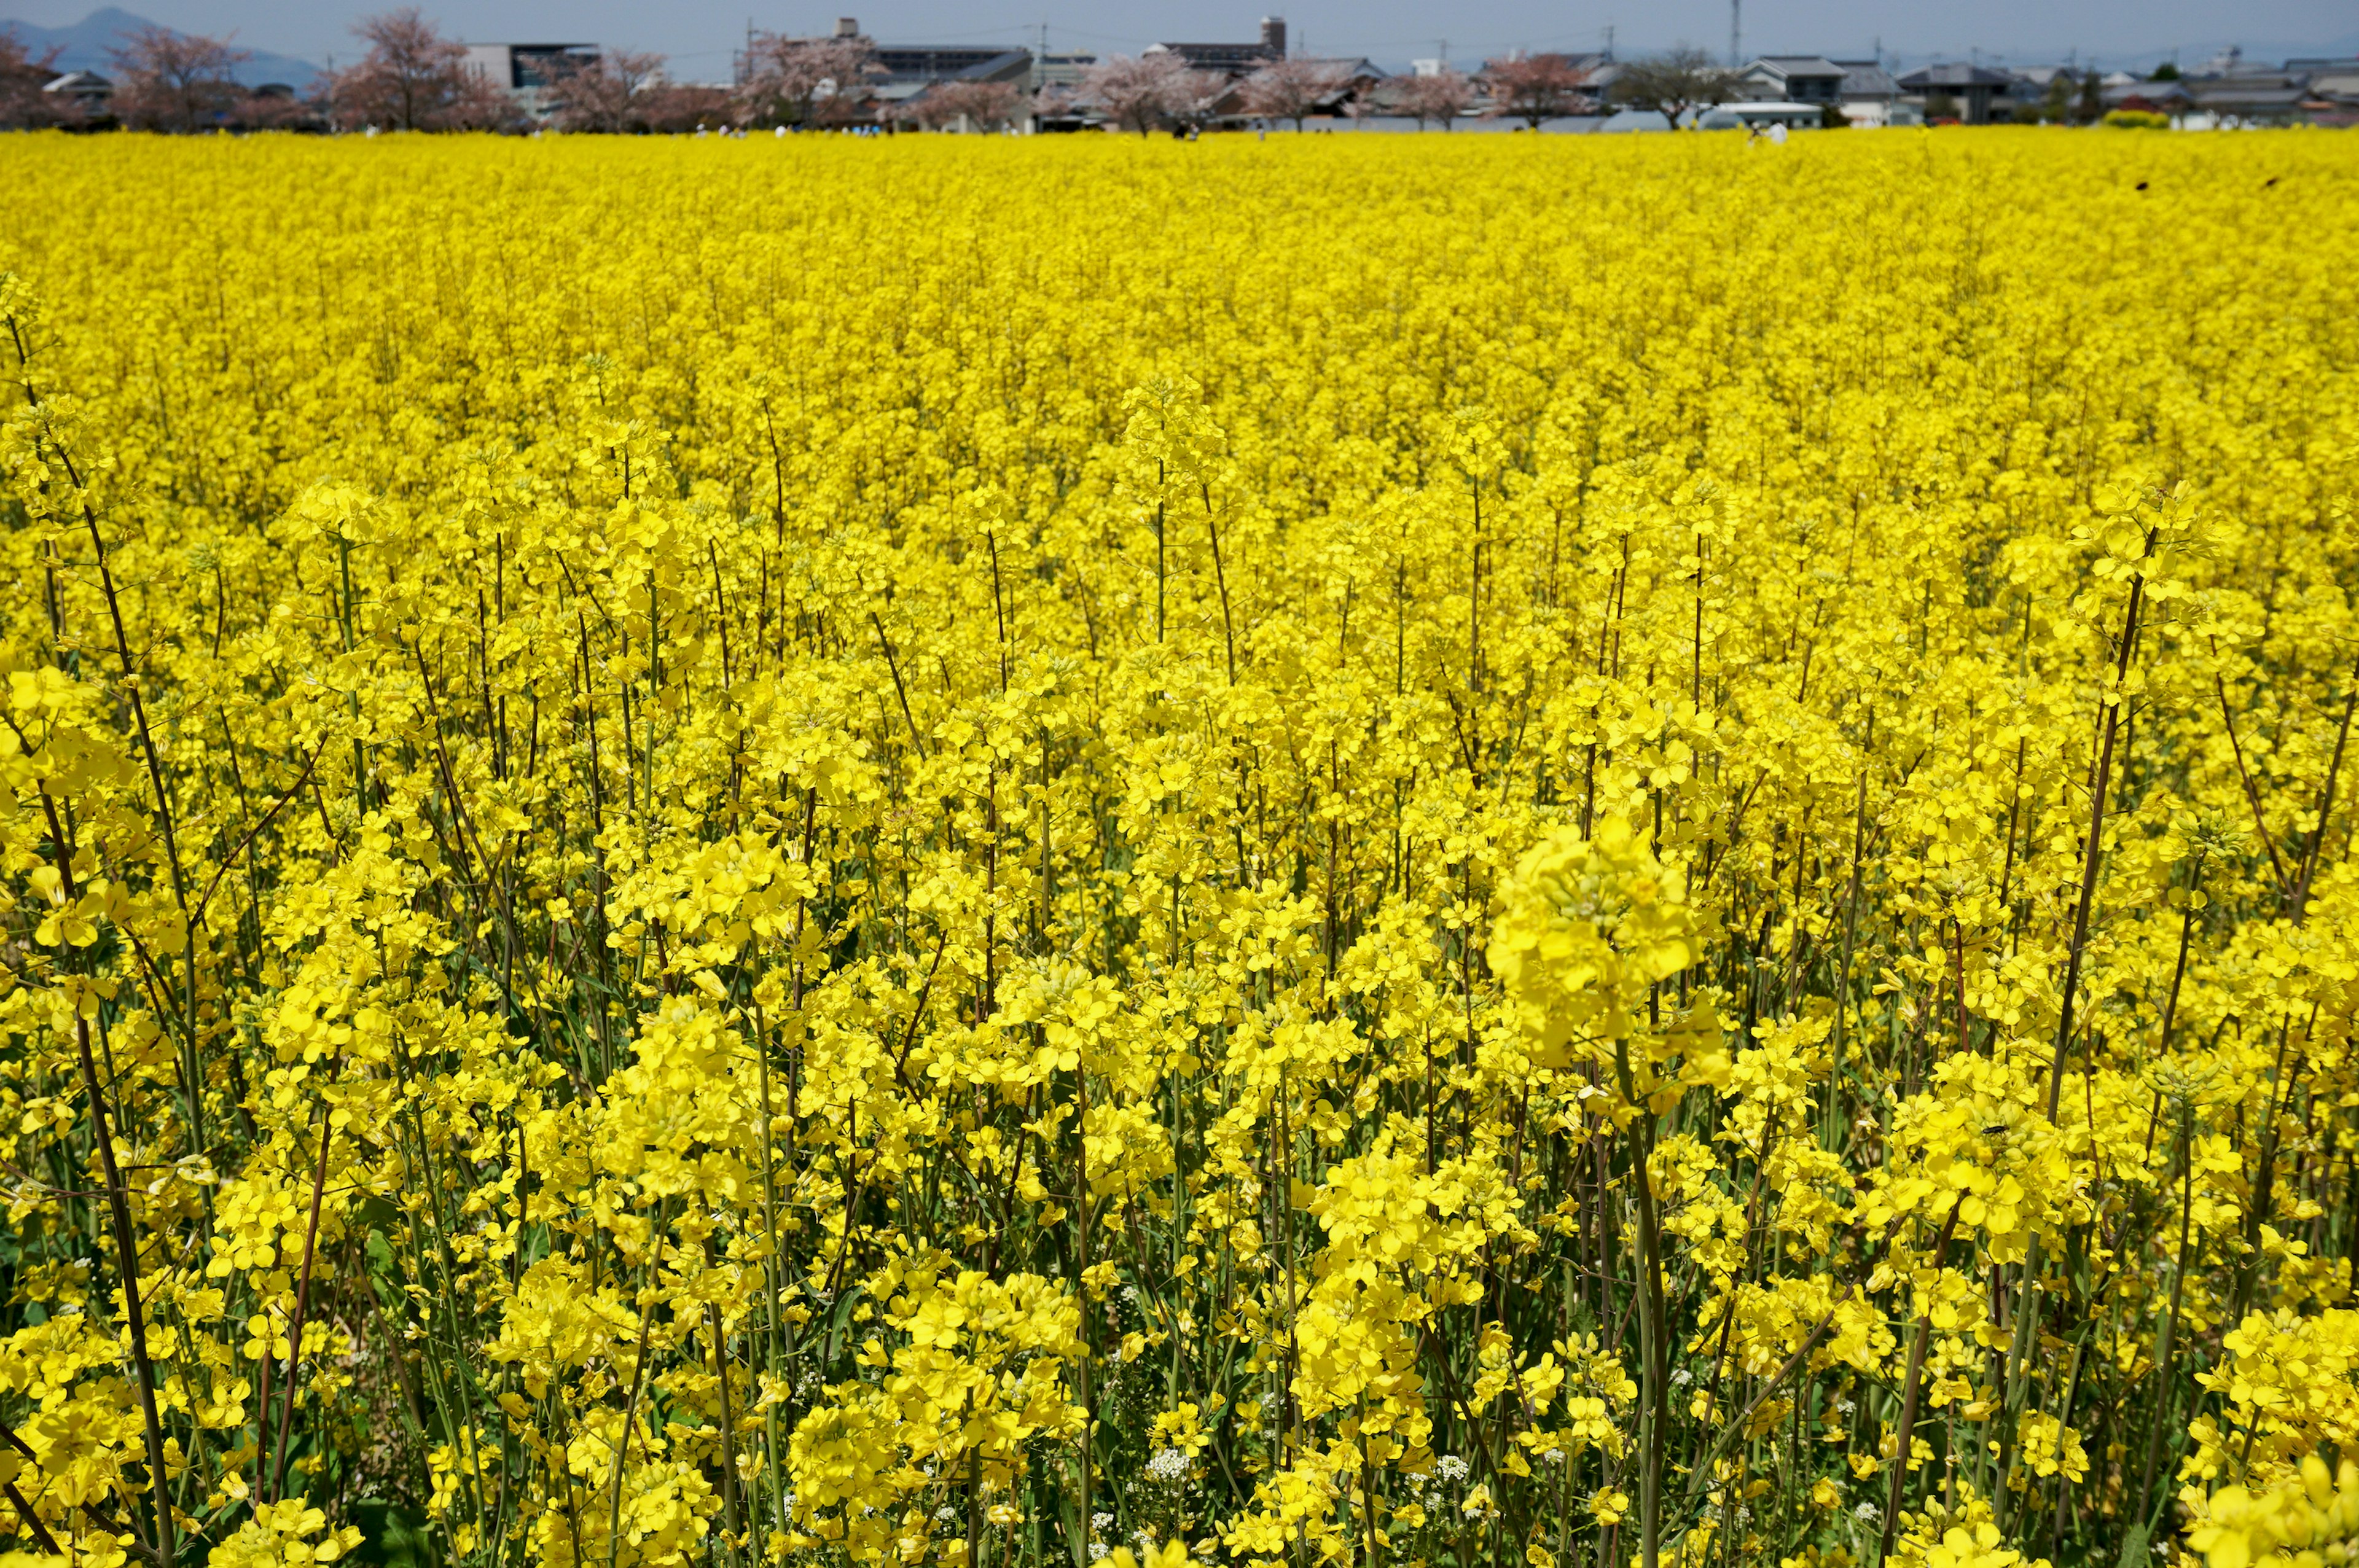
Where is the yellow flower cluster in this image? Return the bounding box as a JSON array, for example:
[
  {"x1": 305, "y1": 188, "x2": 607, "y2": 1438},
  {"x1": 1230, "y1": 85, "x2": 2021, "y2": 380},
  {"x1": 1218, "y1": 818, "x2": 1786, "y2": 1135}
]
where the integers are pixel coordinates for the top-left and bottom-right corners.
[
  {"x1": 2191, "y1": 1458, "x2": 2359, "y2": 1568},
  {"x1": 0, "y1": 127, "x2": 2356, "y2": 1568}
]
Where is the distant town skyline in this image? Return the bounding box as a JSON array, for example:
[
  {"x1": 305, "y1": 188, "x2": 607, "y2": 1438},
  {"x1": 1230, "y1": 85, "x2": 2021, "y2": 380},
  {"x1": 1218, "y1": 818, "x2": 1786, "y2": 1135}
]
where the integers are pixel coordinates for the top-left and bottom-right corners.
[{"x1": 4, "y1": 0, "x2": 2353, "y2": 82}]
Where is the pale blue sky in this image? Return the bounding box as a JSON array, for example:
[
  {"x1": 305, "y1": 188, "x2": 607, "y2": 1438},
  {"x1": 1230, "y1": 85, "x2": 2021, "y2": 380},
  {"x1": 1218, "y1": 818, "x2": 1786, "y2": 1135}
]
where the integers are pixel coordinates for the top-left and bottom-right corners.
[{"x1": 3, "y1": 0, "x2": 2352, "y2": 82}]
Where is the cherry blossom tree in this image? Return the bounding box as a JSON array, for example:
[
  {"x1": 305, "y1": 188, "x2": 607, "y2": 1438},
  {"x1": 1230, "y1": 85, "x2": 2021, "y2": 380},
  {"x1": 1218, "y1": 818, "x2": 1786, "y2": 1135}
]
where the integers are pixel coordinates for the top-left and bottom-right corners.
[
  {"x1": 324, "y1": 9, "x2": 511, "y2": 131},
  {"x1": 1482, "y1": 52, "x2": 1595, "y2": 128},
  {"x1": 110, "y1": 25, "x2": 246, "y2": 132},
  {"x1": 1, "y1": 32, "x2": 64, "y2": 128},
  {"x1": 547, "y1": 49, "x2": 665, "y2": 133},
  {"x1": 1082, "y1": 53, "x2": 1213, "y2": 135},
  {"x1": 641, "y1": 81, "x2": 736, "y2": 133},
  {"x1": 738, "y1": 34, "x2": 874, "y2": 128},
  {"x1": 906, "y1": 78, "x2": 1022, "y2": 132},
  {"x1": 1393, "y1": 67, "x2": 1473, "y2": 130},
  {"x1": 1238, "y1": 57, "x2": 1352, "y2": 131},
  {"x1": 231, "y1": 85, "x2": 313, "y2": 130}
]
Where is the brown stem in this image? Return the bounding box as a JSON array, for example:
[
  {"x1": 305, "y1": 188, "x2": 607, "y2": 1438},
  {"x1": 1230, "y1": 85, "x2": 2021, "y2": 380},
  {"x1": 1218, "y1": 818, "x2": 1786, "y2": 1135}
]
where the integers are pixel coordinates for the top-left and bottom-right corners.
[
  {"x1": 2213, "y1": 668, "x2": 2291, "y2": 895},
  {"x1": 868, "y1": 610, "x2": 929, "y2": 758},
  {"x1": 606, "y1": 1208, "x2": 667, "y2": 1568},
  {"x1": 2291, "y1": 652, "x2": 2359, "y2": 922},
  {"x1": 1203, "y1": 483, "x2": 1238, "y2": 686},
  {"x1": 2048, "y1": 535, "x2": 2155, "y2": 1122},
  {"x1": 4, "y1": 1476, "x2": 64, "y2": 1556},
  {"x1": 0, "y1": 1413, "x2": 157, "y2": 1561},
  {"x1": 32, "y1": 789, "x2": 176, "y2": 1568},
  {"x1": 1879, "y1": 1203, "x2": 1962, "y2": 1564},
  {"x1": 268, "y1": 1105, "x2": 337, "y2": 1502}
]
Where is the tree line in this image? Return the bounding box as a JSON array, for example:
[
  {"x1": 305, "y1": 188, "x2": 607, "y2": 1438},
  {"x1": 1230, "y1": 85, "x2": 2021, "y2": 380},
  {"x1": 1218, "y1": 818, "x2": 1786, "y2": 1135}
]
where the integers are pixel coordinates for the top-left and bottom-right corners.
[
  {"x1": 0, "y1": 7, "x2": 726, "y2": 135},
  {"x1": 4, "y1": 12, "x2": 1995, "y2": 138}
]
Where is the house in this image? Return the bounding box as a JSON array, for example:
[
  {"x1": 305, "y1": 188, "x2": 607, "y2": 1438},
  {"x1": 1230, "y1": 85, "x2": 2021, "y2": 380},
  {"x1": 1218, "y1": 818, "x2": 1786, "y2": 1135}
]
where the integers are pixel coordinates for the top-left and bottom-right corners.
[
  {"x1": 874, "y1": 46, "x2": 1030, "y2": 85},
  {"x1": 464, "y1": 44, "x2": 599, "y2": 94},
  {"x1": 2102, "y1": 79, "x2": 2194, "y2": 114},
  {"x1": 1831, "y1": 60, "x2": 1900, "y2": 123},
  {"x1": 2009, "y1": 65, "x2": 2079, "y2": 90},
  {"x1": 2003, "y1": 65, "x2": 2079, "y2": 116},
  {"x1": 1030, "y1": 82, "x2": 1095, "y2": 131},
  {"x1": 42, "y1": 69, "x2": 112, "y2": 113},
  {"x1": 1896, "y1": 62, "x2": 2013, "y2": 123},
  {"x1": 868, "y1": 47, "x2": 1032, "y2": 121},
  {"x1": 462, "y1": 44, "x2": 597, "y2": 120},
  {"x1": 1549, "y1": 51, "x2": 1615, "y2": 88},
  {"x1": 1737, "y1": 56, "x2": 1845, "y2": 105},
  {"x1": 2188, "y1": 77, "x2": 2308, "y2": 124},
  {"x1": 1207, "y1": 56, "x2": 1388, "y2": 125},
  {"x1": 1698, "y1": 99, "x2": 1828, "y2": 130},
  {"x1": 1148, "y1": 16, "x2": 1285, "y2": 74},
  {"x1": 2180, "y1": 59, "x2": 2315, "y2": 120},
  {"x1": 868, "y1": 46, "x2": 1030, "y2": 112},
  {"x1": 1030, "y1": 53, "x2": 1097, "y2": 90},
  {"x1": 2284, "y1": 57, "x2": 2359, "y2": 83}
]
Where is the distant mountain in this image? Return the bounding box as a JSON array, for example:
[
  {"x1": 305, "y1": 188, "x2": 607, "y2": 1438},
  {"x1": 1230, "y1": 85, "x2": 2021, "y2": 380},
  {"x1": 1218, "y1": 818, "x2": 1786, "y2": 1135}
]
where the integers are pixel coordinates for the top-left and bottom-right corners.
[{"x1": 1, "y1": 7, "x2": 323, "y2": 90}]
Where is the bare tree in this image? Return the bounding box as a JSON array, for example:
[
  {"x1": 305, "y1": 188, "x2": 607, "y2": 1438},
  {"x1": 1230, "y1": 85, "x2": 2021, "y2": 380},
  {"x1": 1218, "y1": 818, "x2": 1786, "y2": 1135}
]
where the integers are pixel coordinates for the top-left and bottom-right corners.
[
  {"x1": 1393, "y1": 66, "x2": 1473, "y2": 130},
  {"x1": 1, "y1": 31, "x2": 63, "y2": 129},
  {"x1": 1609, "y1": 45, "x2": 1740, "y2": 130},
  {"x1": 906, "y1": 77, "x2": 1022, "y2": 132},
  {"x1": 1482, "y1": 52, "x2": 1594, "y2": 128},
  {"x1": 1082, "y1": 53, "x2": 1212, "y2": 135},
  {"x1": 738, "y1": 34, "x2": 874, "y2": 128},
  {"x1": 324, "y1": 9, "x2": 508, "y2": 131},
  {"x1": 111, "y1": 25, "x2": 246, "y2": 132},
  {"x1": 1238, "y1": 57, "x2": 1350, "y2": 131},
  {"x1": 547, "y1": 49, "x2": 664, "y2": 132}
]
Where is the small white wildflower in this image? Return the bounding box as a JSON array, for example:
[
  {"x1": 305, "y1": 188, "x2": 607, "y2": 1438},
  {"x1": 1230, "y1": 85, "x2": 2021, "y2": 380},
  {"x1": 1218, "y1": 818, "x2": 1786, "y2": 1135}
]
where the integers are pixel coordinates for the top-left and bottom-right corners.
[
  {"x1": 1434, "y1": 1454, "x2": 1470, "y2": 1484},
  {"x1": 1146, "y1": 1448, "x2": 1192, "y2": 1483},
  {"x1": 1088, "y1": 1546, "x2": 1108, "y2": 1562},
  {"x1": 1670, "y1": 1368, "x2": 1692, "y2": 1386},
  {"x1": 1853, "y1": 1502, "x2": 1882, "y2": 1524},
  {"x1": 1541, "y1": 1447, "x2": 1565, "y2": 1466},
  {"x1": 1091, "y1": 1513, "x2": 1114, "y2": 1534}
]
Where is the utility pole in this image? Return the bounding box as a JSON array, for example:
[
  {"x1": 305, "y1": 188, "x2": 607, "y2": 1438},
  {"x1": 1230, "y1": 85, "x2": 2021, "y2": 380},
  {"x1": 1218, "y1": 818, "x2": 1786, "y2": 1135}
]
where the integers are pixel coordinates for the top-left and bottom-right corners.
[
  {"x1": 1729, "y1": 0, "x2": 1742, "y2": 67},
  {"x1": 1604, "y1": 24, "x2": 1614, "y2": 60}
]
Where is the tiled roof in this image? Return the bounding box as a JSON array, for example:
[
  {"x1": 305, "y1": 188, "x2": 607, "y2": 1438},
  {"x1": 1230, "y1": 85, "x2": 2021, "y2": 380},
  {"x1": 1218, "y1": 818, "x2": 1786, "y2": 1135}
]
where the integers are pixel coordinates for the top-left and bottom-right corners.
[{"x1": 1898, "y1": 63, "x2": 2014, "y2": 88}]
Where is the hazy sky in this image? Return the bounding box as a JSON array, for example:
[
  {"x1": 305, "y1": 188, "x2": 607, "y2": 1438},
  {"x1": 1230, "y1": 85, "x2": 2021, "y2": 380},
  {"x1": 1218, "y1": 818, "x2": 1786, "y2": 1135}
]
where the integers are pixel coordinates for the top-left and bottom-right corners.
[{"x1": 4, "y1": 0, "x2": 2354, "y2": 79}]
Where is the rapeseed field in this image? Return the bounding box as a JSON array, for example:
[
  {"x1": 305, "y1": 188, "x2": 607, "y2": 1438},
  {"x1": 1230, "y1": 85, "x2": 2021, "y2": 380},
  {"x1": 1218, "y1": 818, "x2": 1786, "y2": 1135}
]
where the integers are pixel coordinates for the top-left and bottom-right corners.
[{"x1": 2, "y1": 130, "x2": 2357, "y2": 1568}]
